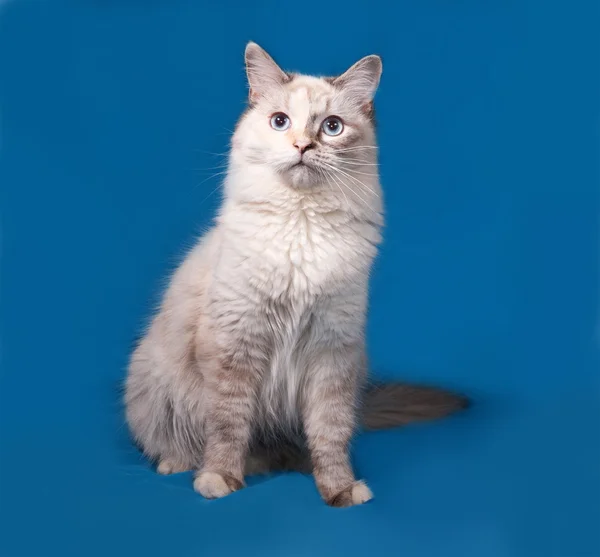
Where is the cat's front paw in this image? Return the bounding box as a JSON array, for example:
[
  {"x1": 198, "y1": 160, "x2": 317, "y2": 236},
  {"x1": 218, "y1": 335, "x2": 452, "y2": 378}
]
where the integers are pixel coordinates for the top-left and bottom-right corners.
[
  {"x1": 193, "y1": 471, "x2": 244, "y2": 499},
  {"x1": 327, "y1": 481, "x2": 374, "y2": 507}
]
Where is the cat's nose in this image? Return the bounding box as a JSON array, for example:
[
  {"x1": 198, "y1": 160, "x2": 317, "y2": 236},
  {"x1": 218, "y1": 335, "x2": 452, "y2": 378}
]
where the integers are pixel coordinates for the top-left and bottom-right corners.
[{"x1": 293, "y1": 140, "x2": 315, "y2": 155}]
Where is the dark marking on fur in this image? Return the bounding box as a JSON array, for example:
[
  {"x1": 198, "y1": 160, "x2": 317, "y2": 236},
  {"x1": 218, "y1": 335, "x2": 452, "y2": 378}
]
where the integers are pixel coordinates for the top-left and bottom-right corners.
[
  {"x1": 327, "y1": 484, "x2": 356, "y2": 507},
  {"x1": 361, "y1": 382, "x2": 469, "y2": 430}
]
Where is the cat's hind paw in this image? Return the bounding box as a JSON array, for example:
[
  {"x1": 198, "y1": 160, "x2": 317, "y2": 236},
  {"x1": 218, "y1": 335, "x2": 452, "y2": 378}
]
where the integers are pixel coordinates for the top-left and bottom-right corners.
[{"x1": 157, "y1": 458, "x2": 190, "y2": 475}]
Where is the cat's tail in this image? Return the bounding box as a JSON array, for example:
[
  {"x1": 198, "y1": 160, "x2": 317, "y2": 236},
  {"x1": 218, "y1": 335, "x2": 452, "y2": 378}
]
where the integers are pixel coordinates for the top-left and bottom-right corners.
[{"x1": 361, "y1": 382, "x2": 469, "y2": 431}]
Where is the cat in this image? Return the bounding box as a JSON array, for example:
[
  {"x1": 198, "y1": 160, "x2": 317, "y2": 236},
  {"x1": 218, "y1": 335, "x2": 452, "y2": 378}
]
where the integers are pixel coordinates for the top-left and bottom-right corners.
[{"x1": 125, "y1": 42, "x2": 468, "y2": 507}]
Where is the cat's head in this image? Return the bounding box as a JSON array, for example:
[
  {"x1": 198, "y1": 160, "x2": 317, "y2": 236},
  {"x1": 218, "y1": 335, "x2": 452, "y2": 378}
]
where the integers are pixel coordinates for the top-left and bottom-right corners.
[{"x1": 230, "y1": 42, "x2": 382, "y2": 194}]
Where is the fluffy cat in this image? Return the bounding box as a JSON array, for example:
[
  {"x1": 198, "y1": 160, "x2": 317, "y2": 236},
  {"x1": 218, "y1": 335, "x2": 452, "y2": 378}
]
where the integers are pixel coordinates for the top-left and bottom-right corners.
[{"x1": 125, "y1": 42, "x2": 467, "y2": 507}]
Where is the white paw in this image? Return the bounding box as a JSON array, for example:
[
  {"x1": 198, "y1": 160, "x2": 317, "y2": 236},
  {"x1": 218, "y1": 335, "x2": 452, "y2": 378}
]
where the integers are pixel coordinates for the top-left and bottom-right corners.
[
  {"x1": 351, "y1": 481, "x2": 374, "y2": 505},
  {"x1": 157, "y1": 459, "x2": 189, "y2": 475},
  {"x1": 193, "y1": 472, "x2": 234, "y2": 499}
]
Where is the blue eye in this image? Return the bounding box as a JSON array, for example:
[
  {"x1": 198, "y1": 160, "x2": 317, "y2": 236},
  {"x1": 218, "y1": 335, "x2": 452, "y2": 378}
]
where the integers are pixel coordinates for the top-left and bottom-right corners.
[
  {"x1": 270, "y1": 113, "x2": 291, "y2": 131},
  {"x1": 322, "y1": 116, "x2": 344, "y2": 136}
]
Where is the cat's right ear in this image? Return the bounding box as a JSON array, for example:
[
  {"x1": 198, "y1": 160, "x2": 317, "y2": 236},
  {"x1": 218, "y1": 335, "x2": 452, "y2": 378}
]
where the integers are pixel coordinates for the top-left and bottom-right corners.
[{"x1": 244, "y1": 42, "x2": 288, "y2": 103}]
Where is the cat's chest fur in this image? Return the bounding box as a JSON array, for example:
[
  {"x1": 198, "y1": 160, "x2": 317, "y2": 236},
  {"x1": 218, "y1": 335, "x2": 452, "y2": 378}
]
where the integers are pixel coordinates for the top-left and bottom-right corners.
[
  {"x1": 223, "y1": 198, "x2": 380, "y2": 300},
  {"x1": 219, "y1": 198, "x2": 379, "y2": 426}
]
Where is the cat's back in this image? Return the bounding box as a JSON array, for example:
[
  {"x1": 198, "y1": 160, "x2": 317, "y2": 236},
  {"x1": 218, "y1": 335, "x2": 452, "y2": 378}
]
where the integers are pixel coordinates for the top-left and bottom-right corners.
[
  {"x1": 166, "y1": 227, "x2": 222, "y2": 302},
  {"x1": 132, "y1": 227, "x2": 221, "y2": 366}
]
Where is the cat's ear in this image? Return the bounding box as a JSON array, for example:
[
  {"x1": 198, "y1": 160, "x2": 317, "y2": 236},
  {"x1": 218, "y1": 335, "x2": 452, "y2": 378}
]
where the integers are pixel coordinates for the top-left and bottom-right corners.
[
  {"x1": 244, "y1": 42, "x2": 288, "y2": 103},
  {"x1": 333, "y1": 55, "x2": 382, "y2": 106}
]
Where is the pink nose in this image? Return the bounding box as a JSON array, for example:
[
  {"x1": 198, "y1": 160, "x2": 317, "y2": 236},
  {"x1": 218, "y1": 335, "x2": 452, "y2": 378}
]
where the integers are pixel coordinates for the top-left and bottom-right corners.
[{"x1": 294, "y1": 140, "x2": 314, "y2": 155}]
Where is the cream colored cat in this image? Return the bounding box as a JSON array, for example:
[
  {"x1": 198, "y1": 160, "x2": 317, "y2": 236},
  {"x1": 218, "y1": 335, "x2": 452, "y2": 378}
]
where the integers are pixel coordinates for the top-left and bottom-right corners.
[{"x1": 125, "y1": 42, "x2": 466, "y2": 507}]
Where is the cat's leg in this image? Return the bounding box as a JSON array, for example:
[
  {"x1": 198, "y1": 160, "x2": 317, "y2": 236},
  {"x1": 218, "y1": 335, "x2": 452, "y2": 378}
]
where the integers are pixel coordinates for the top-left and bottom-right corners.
[
  {"x1": 303, "y1": 344, "x2": 372, "y2": 507},
  {"x1": 126, "y1": 341, "x2": 202, "y2": 475},
  {"x1": 193, "y1": 345, "x2": 266, "y2": 499}
]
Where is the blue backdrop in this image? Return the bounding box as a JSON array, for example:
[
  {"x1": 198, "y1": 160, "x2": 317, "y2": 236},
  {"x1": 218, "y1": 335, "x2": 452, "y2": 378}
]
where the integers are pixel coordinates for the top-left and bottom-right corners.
[{"x1": 1, "y1": 1, "x2": 598, "y2": 556}]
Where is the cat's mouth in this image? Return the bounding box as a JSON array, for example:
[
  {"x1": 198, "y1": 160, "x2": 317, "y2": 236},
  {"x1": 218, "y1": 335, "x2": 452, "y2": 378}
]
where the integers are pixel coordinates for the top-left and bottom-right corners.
[{"x1": 288, "y1": 158, "x2": 315, "y2": 171}]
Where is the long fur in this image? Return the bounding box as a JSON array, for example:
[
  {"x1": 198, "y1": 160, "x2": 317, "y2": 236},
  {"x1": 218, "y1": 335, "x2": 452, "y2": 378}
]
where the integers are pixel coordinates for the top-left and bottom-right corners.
[
  {"x1": 361, "y1": 382, "x2": 469, "y2": 431},
  {"x1": 124, "y1": 42, "x2": 467, "y2": 506}
]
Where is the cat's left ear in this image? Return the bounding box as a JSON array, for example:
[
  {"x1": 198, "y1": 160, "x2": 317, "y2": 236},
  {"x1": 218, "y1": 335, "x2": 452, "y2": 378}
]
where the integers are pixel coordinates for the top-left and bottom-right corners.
[
  {"x1": 245, "y1": 42, "x2": 288, "y2": 103},
  {"x1": 333, "y1": 55, "x2": 382, "y2": 108}
]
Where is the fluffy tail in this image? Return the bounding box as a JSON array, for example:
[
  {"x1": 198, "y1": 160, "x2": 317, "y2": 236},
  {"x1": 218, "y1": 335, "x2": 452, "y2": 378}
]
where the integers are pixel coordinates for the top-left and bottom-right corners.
[{"x1": 361, "y1": 382, "x2": 469, "y2": 431}]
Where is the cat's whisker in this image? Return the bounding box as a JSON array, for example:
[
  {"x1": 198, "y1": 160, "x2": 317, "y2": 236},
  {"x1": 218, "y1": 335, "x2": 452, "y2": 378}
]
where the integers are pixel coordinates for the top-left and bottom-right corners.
[
  {"x1": 327, "y1": 168, "x2": 363, "y2": 210},
  {"x1": 313, "y1": 166, "x2": 332, "y2": 191},
  {"x1": 193, "y1": 149, "x2": 231, "y2": 158},
  {"x1": 339, "y1": 168, "x2": 379, "y2": 177},
  {"x1": 343, "y1": 173, "x2": 380, "y2": 199},
  {"x1": 333, "y1": 156, "x2": 376, "y2": 162},
  {"x1": 335, "y1": 157, "x2": 379, "y2": 166},
  {"x1": 194, "y1": 163, "x2": 230, "y2": 172},
  {"x1": 336, "y1": 158, "x2": 379, "y2": 165},
  {"x1": 322, "y1": 162, "x2": 380, "y2": 199},
  {"x1": 335, "y1": 153, "x2": 377, "y2": 159},
  {"x1": 193, "y1": 170, "x2": 228, "y2": 189},
  {"x1": 320, "y1": 166, "x2": 350, "y2": 206},
  {"x1": 338, "y1": 161, "x2": 380, "y2": 167},
  {"x1": 334, "y1": 146, "x2": 379, "y2": 151},
  {"x1": 195, "y1": 181, "x2": 224, "y2": 206},
  {"x1": 319, "y1": 155, "x2": 375, "y2": 166},
  {"x1": 323, "y1": 161, "x2": 379, "y2": 177},
  {"x1": 332, "y1": 173, "x2": 375, "y2": 213},
  {"x1": 319, "y1": 162, "x2": 377, "y2": 212},
  {"x1": 335, "y1": 153, "x2": 378, "y2": 157},
  {"x1": 335, "y1": 150, "x2": 378, "y2": 160}
]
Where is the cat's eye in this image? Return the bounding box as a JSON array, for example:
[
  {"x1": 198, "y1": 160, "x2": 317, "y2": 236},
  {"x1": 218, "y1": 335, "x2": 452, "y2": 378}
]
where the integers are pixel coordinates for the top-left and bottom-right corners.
[
  {"x1": 321, "y1": 116, "x2": 344, "y2": 136},
  {"x1": 270, "y1": 112, "x2": 291, "y2": 131}
]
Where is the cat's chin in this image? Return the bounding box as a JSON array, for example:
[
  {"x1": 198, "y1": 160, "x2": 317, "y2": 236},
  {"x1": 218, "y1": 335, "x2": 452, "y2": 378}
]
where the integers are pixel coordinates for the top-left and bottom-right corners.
[{"x1": 283, "y1": 163, "x2": 320, "y2": 190}]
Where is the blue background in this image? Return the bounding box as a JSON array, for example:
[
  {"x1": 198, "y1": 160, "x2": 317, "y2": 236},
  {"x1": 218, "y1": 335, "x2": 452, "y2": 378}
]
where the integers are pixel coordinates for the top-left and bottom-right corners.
[{"x1": 1, "y1": 1, "x2": 598, "y2": 556}]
